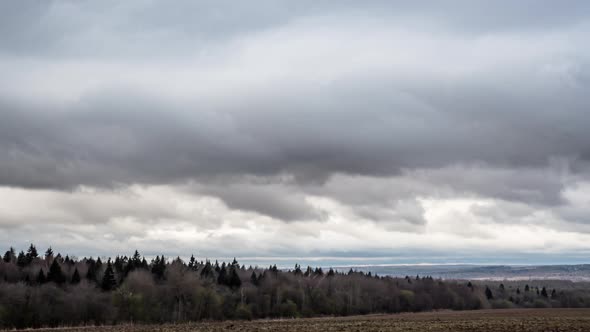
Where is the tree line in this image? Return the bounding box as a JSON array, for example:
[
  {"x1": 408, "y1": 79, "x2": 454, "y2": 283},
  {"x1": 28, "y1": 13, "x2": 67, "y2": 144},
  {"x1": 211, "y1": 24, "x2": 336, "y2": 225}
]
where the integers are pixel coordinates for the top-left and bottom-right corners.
[{"x1": 0, "y1": 244, "x2": 586, "y2": 329}]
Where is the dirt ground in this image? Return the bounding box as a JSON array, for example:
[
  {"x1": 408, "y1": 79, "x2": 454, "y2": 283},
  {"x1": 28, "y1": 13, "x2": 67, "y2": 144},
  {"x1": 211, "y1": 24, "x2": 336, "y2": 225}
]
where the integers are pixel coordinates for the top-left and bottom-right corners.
[{"x1": 25, "y1": 308, "x2": 590, "y2": 332}]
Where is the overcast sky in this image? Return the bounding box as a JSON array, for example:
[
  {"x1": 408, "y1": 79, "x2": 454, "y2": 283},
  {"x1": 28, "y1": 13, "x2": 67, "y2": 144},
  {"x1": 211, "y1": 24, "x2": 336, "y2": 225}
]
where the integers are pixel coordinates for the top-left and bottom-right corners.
[{"x1": 1, "y1": 1, "x2": 590, "y2": 264}]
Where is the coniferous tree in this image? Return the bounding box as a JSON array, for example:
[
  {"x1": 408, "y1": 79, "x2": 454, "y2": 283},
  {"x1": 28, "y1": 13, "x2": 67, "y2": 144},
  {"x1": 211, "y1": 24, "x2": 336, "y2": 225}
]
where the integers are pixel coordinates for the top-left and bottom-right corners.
[
  {"x1": 16, "y1": 251, "x2": 27, "y2": 267},
  {"x1": 201, "y1": 260, "x2": 213, "y2": 278},
  {"x1": 71, "y1": 268, "x2": 81, "y2": 284},
  {"x1": 250, "y1": 271, "x2": 258, "y2": 286},
  {"x1": 188, "y1": 254, "x2": 196, "y2": 269},
  {"x1": 36, "y1": 269, "x2": 46, "y2": 284},
  {"x1": 228, "y1": 266, "x2": 242, "y2": 289},
  {"x1": 3, "y1": 248, "x2": 14, "y2": 263},
  {"x1": 314, "y1": 267, "x2": 324, "y2": 276},
  {"x1": 327, "y1": 268, "x2": 335, "y2": 277},
  {"x1": 141, "y1": 257, "x2": 148, "y2": 269},
  {"x1": 86, "y1": 258, "x2": 97, "y2": 282},
  {"x1": 101, "y1": 260, "x2": 117, "y2": 291},
  {"x1": 541, "y1": 287, "x2": 548, "y2": 298},
  {"x1": 151, "y1": 255, "x2": 166, "y2": 280},
  {"x1": 217, "y1": 265, "x2": 228, "y2": 285},
  {"x1": 45, "y1": 247, "x2": 54, "y2": 260},
  {"x1": 26, "y1": 244, "x2": 38, "y2": 264},
  {"x1": 485, "y1": 286, "x2": 493, "y2": 300},
  {"x1": 47, "y1": 259, "x2": 66, "y2": 284},
  {"x1": 131, "y1": 250, "x2": 141, "y2": 266}
]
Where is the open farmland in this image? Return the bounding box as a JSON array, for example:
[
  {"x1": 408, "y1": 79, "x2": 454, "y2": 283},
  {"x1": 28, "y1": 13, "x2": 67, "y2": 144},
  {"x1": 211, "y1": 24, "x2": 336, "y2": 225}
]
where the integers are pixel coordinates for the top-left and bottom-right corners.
[{"x1": 27, "y1": 309, "x2": 590, "y2": 332}]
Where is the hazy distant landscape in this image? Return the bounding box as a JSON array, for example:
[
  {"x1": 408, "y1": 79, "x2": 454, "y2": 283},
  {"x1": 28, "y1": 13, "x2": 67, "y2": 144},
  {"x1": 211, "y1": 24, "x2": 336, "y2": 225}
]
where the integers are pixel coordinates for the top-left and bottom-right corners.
[{"x1": 335, "y1": 264, "x2": 590, "y2": 281}]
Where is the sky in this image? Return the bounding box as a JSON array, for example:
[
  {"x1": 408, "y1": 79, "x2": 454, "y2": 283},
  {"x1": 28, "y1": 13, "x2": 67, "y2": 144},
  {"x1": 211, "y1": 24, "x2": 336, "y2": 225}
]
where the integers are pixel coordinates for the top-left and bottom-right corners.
[{"x1": 1, "y1": 1, "x2": 590, "y2": 265}]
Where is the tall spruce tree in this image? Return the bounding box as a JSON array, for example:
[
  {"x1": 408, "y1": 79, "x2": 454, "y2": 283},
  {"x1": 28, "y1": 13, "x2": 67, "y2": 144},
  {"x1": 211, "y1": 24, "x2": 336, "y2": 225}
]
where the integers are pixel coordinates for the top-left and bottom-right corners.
[
  {"x1": 16, "y1": 251, "x2": 27, "y2": 267},
  {"x1": 250, "y1": 271, "x2": 258, "y2": 286},
  {"x1": 3, "y1": 248, "x2": 14, "y2": 263},
  {"x1": 36, "y1": 269, "x2": 46, "y2": 284},
  {"x1": 71, "y1": 268, "x2": 81, "y2": 284},
  {"x1": 217, "y1": 265, "x2": 228, "y2": 285},
  {"x1": 26, "y1": 244, "x2": 38, "y2": 264},
  {"x1": 45, "y1": 247, "x2": 54, "y2": 260},
  {"x1": 47, "y1": 259, "x2": 66, "y2": 284},
  {"x1": 228, "y1": 266, "x2": 242, "y2": 289},
  {"x1": 188, "y1": 254, "x2": 196, "y2": 270},
  {"x1": 101, "y1": 260, "x2": 117, "y2": 291},
  {"x1": 86, "y1": 258, "x2": 97, "y2": 282},
  {"x1": 485, "y1": 286, "x2": 494, "y2": 300}
]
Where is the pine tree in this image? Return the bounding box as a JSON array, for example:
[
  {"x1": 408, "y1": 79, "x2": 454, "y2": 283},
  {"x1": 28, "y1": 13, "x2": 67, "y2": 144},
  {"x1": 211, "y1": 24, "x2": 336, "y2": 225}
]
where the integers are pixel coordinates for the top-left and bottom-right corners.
[
  {"x1": 17, "y1": 251, "x2": 27, "y2": 267},
  {"x1": 86, "y1": 258, "x2": 97, "y2": 282},
  {"x1": 217, "y1": 265, "x2": 228, "y2": 285},
  {"x1": 485, "y1": 286, "x2": 493, "y2": 300},
  {"x1": 188, "y1": 254, "x2": 196, "y2": 269},
  {"x1": 36, "y1": 269, "x2": 46, "y2": 284},
  {"x1": 141, "y1": 257, "x2": 148, "y2": 269},
  {"x1": 314, "y1": 267, "x2": 324, "y2": 276},
  {"x1": 26, "y1": 244, "x2": 38, "y2": 264},
  {"x1": 541, "y1": 287, "x2": 548, "y2": 298},
  {"x1": 101, "y1": 260, "x2": 117, "y2": 291},
  {"x1": 47, "y1": 259, "x2": 66, "y2": 284},
  {"x1": 132, "y1": 250, "x2": 141, "y2": 266},
  {"x1": 228, "y1": 266, "x2": 242, "y2": 289},
  {"x1": 3, "y1": 248, "x2": 13, "y2": 263},
  {"x1": 200, "y1": 260, "x2": 213, "y2": 278},
  {"x1": 45, "y1": 247, "x2": 54, "y2": 260},
  {"x1": 250, "y1": 271, "x2": 258, "y2": 286},
  {"x1": 151, "y1": 255, "x2": 166, "y2": 280},
  {"x1": 71, "y1": 268, "x2": 81, "y2": 284}
]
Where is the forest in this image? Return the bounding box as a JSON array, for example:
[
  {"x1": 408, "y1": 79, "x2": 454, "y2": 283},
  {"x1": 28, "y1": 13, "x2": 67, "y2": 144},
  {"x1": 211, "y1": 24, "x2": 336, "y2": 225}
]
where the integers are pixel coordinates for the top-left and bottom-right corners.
[{"x1": 1, "y1": 245, "x2": 589, "y2": 329}]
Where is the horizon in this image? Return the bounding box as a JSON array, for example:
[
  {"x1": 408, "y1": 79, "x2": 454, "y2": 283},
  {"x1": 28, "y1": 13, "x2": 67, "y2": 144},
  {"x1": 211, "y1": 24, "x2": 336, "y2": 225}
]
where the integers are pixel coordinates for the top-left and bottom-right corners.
[{"x1": 5, "y1": 244, "x2": 590, "y2": 268}]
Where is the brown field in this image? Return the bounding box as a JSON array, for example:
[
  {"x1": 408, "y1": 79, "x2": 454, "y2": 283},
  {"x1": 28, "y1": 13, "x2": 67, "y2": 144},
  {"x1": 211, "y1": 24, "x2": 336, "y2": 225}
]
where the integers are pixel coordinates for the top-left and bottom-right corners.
[{"x1": 25, "y1": 309, "x2": 590, "y2": 332}]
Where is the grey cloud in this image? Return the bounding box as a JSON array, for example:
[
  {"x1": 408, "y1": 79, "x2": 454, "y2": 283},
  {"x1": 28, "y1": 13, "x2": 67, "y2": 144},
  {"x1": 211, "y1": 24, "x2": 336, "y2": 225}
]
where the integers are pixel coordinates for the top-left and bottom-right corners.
[
  {"x1": 2, "y1": 1, "x2": 590, "y2": 58},
  {"x1": 1, "y1": 1, "x2": 590, "y2": 227},
  {"x1": 2, "y1": 62, "x2": 589, "y2": 191},
  {"x1": 190, "y1": 180, "x2": 324, "y2": 221}
]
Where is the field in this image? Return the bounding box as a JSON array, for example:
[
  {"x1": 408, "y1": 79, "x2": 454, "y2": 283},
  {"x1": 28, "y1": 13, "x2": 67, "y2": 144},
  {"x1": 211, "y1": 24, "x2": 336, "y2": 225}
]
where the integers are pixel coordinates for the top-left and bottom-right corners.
[{"x1": 27, "y1": 309, "x2": 590, "y2": 332}]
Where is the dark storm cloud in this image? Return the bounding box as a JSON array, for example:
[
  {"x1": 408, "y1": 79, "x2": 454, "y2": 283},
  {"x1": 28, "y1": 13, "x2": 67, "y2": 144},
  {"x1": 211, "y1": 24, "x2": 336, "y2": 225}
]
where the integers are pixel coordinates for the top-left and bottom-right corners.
[{"x1": 1, "y1": 71, "x2": 589, "y2": 191}]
